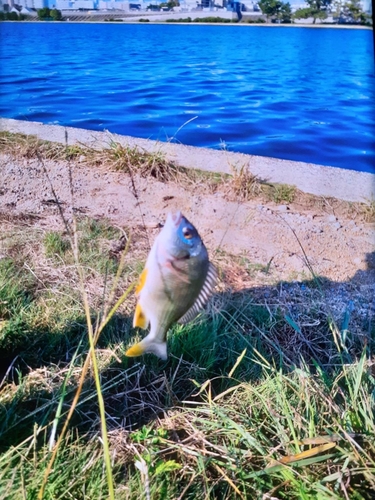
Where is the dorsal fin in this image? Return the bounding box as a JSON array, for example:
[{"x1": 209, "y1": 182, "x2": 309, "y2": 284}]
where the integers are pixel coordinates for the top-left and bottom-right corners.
[{"x1": 177, "y1": 262, "x2": 217, "y2": 325}]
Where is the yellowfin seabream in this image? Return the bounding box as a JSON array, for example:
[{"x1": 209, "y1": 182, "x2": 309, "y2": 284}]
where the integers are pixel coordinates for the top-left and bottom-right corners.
[{"x1": 126, "y1": 211, "x2": 217, "y2": 360}]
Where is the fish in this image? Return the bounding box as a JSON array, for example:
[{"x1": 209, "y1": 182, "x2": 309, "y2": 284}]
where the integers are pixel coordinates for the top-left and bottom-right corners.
[{"x1": 126, "y1": 211, "x2": 217, "y2": 360}]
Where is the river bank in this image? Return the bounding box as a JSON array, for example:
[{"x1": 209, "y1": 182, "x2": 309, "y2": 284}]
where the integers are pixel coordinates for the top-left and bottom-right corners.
[{"x1": 1, "y1": 118, "x2": 374, "y2": 203}]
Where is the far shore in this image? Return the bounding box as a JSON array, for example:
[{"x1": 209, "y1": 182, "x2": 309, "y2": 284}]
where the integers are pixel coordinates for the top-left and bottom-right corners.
[{"x1": 2, "y1": 20, "x2": 372, "y2": 28}]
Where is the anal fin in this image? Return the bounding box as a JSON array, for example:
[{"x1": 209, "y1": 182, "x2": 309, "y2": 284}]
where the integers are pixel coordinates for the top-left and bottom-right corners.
[
  {"x1": 133, "y1": 303, "x2": 149, "y2": 329},
  {"x1": 136, "y1": 268, "x2": 148, "y2": 295}
]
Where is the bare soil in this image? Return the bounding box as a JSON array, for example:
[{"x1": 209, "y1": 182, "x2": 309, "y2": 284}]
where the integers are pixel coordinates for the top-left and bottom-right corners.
[{"x1": 0, "y1": 152, "x2": 374, "y2": 331}]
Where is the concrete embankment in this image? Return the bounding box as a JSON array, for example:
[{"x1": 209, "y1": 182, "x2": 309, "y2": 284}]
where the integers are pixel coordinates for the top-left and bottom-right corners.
[{"x1": 1, "y1": 117, "x2": 374, "y2": 203}]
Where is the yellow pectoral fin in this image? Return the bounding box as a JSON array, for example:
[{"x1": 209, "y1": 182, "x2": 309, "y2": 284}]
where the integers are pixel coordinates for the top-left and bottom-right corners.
[
  {"x1": 133, "y1": 303, "x2": 148, "y2": 329},
  {"x1": 135, "y1": 268, "x2": 148, "y2": 295},
  {"x1": 126, "y1": 342, "x2": 146, "y2": 357}
]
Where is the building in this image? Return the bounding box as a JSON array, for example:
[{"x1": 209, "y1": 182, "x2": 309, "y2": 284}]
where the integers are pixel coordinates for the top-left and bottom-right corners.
[
  {"x1": 55, "y1": 0, "x2": 72, "y2": 7},
  {"x1": 97, "y1": 0, "x2": 129, "y2": 9},
  {"x1": 73, "y1": 0, "x2": 95, "y2": 7},
  {"x1": 16, "y1": 0, "x2": 47, "y2": 7},
  {"x1": 361, "y1": 0, "x2": 371, "y2": 13}
]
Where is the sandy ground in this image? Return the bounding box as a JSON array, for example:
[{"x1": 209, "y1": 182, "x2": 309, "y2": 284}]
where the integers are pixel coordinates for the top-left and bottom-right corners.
[
  {"x1": 0, "y1": 152, "x2": 373, "y2": 283},
  {"x1": 0, "y1": 120, "x2": 374, "y2": 326}
]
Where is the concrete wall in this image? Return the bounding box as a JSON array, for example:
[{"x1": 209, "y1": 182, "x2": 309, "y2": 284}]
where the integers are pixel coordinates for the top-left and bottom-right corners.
[{"x1": 122, "y1": 9, "x2": 235, "y2": 20}]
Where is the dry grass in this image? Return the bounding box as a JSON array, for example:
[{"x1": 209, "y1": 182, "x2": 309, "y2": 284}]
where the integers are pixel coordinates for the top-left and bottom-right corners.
[
  {"x1": 362, "y1": 198, "x2": 375, "y2": 223},
  {"x1": 0, "y1": 131, "x2": 85, "y2": 161},
  {"x1": 0, "y1": 131, "x2": 186, "y2": 184},
  {"x1": 0, "y1": 129, "x2": 374, "y2": 498},
  {"x1": 225, "y1": 163, "x2": 262, "y2": 201},
  {"x1": 1, "y1": 130, "x2": 374, "y2": 222},
  {"x1": 90, "y1": 138, "x2": 184, "y2": 183}
]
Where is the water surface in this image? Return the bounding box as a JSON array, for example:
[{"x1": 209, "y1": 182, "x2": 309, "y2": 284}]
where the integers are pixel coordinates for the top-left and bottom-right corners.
[{"x1": 1, "y1": 23, "x2": 374, "y2": 172}]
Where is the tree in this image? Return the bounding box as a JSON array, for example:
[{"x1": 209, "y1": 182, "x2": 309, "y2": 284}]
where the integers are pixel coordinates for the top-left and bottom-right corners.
[
  {"x1": 6, "y1": 11, "x2": 20, "y2": 20},
  {"x1": 306, "y1": 0, "x2": 331, "y2": 22},
  {"x1": 159, "y1": 0, "x2": 179, "y2": 9},
  {"x1": 50, "y1": 8, "x2": 62, "y2": 20},
  {"x1": 277, "y1": 2, "x2": 292, "y2": 22},
  {"x1": 333, "y1": 0, "x2": 369, "y2": 23},
  {"x1": 294, "y1": 6, "x2": 328, "y2": 22},
  {"x1": 258, "y1": 0, "x2": 292, "y2": 22},
  {"x1": 37, "y1": 7, "x2": 51, "y2": 19},
  {"x1": 258, "y1": 0, "x2": 282, "y2": 19}
]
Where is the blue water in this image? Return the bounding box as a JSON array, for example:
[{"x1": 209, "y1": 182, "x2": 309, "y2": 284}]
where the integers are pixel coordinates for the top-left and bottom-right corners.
[{"x1": 1, "y1": 23, "x2": 374, "y2": 173}]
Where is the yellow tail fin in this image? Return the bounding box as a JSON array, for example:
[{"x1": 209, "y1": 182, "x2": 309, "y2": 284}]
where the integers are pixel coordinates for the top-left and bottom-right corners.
[
  {"x1": 126, "y1": 342, "x2": 146, "y2": 357},
  {"x1": 126, "y1": 338, "x2": 168, "y2": 360}
]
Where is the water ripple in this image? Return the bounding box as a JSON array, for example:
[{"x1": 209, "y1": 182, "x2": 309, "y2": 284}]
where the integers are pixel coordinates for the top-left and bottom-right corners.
[{"x1": 0, "y1": 23, "x2": 374, "y2": 173}]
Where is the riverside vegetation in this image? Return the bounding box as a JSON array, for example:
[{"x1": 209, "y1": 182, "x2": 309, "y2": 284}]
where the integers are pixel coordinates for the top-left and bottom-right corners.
[
  {"x1": 0, "y1": 0, "x2": 371, "y2": 25},
  {"x1": 0, "y1": 132, "x2": 374, "y2": 499}
]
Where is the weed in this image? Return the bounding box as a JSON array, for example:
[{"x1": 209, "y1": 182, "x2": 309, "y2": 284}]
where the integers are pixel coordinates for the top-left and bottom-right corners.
[
  {"x1": 43, "y1": 218, "x2": 123, "y2": 275},
  {"x1": 0, "y1": 131, "x2": 85, "y2": 161},
  {"x1": 265, "y1": 183, "x2": 297, "y2": 204},
  {"x1": 0, "y1": 258, "x2": 34, "y2": 319},
  {"x1": 93, "y1": 139, "x2": 182, "y2": 183},
  {"x1": 226, "y1": 163, "x2": 261, "y2": 201},
  {"x1": 44, "y1": 231, "x2": 70, "y2": 258},
  {"x1": 362, "y1": 197, "x2": 375, "y2": 222}
]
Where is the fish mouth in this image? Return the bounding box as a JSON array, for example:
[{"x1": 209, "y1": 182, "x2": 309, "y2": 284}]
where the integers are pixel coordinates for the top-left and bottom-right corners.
[{"x1": 171, "y1": 211, "x2": 182, "y2": 227}]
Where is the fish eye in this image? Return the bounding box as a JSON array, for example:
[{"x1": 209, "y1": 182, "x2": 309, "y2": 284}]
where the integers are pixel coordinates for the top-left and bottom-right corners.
[{"x1": 182, "y1": 227, "x2": 193, "y2": 239}]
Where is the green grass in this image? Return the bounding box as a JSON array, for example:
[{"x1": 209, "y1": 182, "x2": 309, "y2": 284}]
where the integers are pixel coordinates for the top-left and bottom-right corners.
[
  {"x1": 43, "y1": 218, "x2": 123, "y2": 275},
  {"x1": 265, "y1": 183, "x2": 297, "y2": 204},
  {"x1": 1, "y1": 220, "x2": 374, "y2": 498}
]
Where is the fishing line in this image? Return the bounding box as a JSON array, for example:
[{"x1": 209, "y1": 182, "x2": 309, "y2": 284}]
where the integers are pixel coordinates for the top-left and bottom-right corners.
[
  {"x1": 128, "y1": 116, "x2": 198, "y2": 252},
  {"x1": 215, "y1": 200, "x2": 242, "y2": 255},
  {"x1": 127, "y1": 164, "x2": 151, "y2": 252}
]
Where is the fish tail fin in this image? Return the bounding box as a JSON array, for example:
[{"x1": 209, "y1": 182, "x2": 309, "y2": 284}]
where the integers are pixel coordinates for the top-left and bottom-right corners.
[{"x1": 125, "y1": 334, "x2": 168, "y2": 360}]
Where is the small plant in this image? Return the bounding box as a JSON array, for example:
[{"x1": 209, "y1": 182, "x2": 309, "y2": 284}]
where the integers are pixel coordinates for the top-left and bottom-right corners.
[
  {"x1": 247, "y1": 17, "x2": 266, "y2": 23},
  {"x1": 0, "y1": 131, "x2": 85, "y2": 161},
  {"x1": 226, "y1": 163, "x2": 261, "y2": 201},
  {"x1": 44, "y1": 231, "x2": 70, "y2": 258},
  {"x1": 267, "y1": 183, "x2": 296, "y2": 203},
  {"x1": 101, "y1": 139, "x2": 182, "y2": 182},
  {"x1": 0, "y1": 259, "x2": 33, "y2": 319},
  {"x1": 362, "y1": 197, "x2": 375, "y2": 222}
]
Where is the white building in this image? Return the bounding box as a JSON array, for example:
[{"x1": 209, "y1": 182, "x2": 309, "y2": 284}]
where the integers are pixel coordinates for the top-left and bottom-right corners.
[
  {"x1": 98, "y1": 0, "x2": 129, "y2": 10},
  {"x1": 17, "y1": 0, "x2": 47, "y2": 7},
  {"x1": 361, "y1": 0, "x2": 371, "y2": 12},
  {"x1": 72, "y1": 0, "x2": 94, "y2": 7},
  {"x1": 56, "y1": 0, "x2": 73, "y2": 8}
]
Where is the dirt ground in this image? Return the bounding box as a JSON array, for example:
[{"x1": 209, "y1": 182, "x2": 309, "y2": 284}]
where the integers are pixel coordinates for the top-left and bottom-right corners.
[{"x1": 0, "y1": 151, "x2": 374, "y2": 285}]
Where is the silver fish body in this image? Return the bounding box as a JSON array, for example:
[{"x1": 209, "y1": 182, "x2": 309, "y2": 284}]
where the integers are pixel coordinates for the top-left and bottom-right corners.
[{"x1": 126, "y1": 211, "x2": 217, "y2": 360}]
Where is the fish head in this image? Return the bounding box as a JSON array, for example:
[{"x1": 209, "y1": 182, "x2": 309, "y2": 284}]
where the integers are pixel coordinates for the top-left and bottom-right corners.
[{"x1": 163, "y1": 211, "x2": 204, "y2": 258}]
